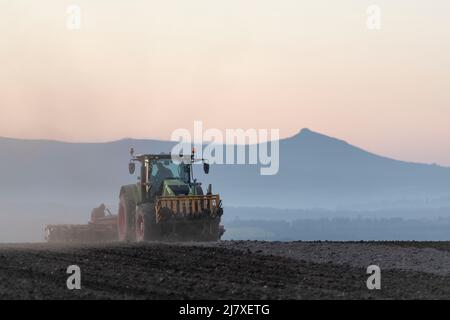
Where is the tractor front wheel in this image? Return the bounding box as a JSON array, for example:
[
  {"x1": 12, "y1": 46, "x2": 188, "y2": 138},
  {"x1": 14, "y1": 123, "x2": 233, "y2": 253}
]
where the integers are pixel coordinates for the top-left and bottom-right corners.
[{"x1": 135, "y1": 204, "x2": 158, "y2": 242}]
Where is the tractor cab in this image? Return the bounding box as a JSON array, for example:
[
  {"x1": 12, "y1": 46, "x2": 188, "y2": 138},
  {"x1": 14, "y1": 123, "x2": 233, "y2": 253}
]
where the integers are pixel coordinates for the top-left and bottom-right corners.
[
  {"x1": 149, "y1": 159, "x2": 193, "y2": 198},
  {"x1": 128, "y1": 149, "x2": 209, "y2": 203}
]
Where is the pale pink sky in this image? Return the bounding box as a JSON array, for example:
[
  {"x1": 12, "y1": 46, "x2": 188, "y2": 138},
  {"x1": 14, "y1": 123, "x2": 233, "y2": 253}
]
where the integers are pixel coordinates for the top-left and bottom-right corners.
[{"x1": 1, "y1": 1, "x2": 450, "y2": 165}]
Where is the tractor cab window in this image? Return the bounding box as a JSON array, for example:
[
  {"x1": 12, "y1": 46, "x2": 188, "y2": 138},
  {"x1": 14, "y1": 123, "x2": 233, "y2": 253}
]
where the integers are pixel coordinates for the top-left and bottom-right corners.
[{"x1": 150, "y1": 160, "x2": 189, "y2": 183}]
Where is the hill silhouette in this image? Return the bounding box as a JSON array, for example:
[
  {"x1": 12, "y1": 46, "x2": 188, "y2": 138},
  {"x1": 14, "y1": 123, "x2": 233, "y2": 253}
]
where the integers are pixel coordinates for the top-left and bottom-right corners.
[{"x1": 1, "y1": 129, "x2": 449, "y2": 209}]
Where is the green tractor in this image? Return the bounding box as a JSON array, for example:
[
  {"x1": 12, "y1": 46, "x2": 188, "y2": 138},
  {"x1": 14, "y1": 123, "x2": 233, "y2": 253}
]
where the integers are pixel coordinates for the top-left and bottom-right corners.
[{"x1": 118, "y1": 148, "x2": 224, "y2": 242}]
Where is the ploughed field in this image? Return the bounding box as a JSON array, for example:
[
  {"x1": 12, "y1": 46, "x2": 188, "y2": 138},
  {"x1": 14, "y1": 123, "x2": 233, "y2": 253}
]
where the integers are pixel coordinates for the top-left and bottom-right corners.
[{"x1": 0, "y1": 241, "x2": 450, "y2": 299}]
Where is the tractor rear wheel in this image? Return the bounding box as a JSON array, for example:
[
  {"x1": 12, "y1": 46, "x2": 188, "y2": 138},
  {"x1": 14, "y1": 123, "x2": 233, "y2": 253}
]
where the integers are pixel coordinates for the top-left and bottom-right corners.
[{"x1": 118, "y1": 193, "x2": 136, "y2": 242}]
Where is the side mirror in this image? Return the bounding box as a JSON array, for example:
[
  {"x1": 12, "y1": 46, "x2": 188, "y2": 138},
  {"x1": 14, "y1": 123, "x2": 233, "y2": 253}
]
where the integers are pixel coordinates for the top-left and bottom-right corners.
[
  {"x1": 203, "y1": 162, "x2": 210, "y2": 174},
  {"x1": 128, "y1": 162, "x2": 135, "y2": 175}
]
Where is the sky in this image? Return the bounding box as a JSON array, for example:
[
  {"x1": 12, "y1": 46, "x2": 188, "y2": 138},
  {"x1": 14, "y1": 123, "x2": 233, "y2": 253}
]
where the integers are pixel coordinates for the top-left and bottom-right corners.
[{"x1": 1, "y1": 0, "x2": 450, "y2": 165}]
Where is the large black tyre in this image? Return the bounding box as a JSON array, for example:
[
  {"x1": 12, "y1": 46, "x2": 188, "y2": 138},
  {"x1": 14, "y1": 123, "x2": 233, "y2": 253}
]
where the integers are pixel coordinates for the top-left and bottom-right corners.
[
  {"x1": 118, "y1": 193, "x2": 136, "y2": 242},
  {"x1": 135, "y1": 203, "x2": 159, "y2": 242}
]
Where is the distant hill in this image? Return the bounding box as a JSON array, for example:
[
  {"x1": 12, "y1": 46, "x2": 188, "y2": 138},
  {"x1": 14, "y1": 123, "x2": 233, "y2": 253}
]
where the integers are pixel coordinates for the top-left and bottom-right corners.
[
  {"x1": 2, "y1": 129, "x2": 450, "y2": 242},
  {"x1": 1, "y1": 128, "x2": 450, "y2": 209}
]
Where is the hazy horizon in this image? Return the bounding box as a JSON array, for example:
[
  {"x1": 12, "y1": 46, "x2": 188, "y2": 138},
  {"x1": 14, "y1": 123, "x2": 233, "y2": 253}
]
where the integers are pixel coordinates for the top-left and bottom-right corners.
[{"x1": 1, "y1": 127, "x2": 448, "y2": 169}]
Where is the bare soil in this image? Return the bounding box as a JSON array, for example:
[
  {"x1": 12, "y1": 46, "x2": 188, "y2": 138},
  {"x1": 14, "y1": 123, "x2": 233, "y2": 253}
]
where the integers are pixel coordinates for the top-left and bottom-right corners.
[{"x1": 0, "y1": 241, "x2": 449, "y2": 299}]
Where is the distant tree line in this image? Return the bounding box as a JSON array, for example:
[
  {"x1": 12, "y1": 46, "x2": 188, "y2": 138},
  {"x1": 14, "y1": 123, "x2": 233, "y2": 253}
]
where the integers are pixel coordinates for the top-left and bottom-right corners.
[{"x1": 223, "y1": 217, "x2": 450, "y2": 241}]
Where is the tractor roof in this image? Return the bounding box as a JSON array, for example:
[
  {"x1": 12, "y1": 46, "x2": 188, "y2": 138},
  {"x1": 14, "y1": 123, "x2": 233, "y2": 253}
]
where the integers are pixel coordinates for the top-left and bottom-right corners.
[
  {"x1": 133, "y1": 153, "x2": 193, "y2": 162},
  {"x1": 134, "y1": 153, "x2": 172, "y2": 160}
]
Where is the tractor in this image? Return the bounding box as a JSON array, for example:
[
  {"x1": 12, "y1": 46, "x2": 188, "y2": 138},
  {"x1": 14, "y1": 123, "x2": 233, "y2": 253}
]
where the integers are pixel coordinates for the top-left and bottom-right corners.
[
  {"x1": 45, "y1": 149, "x2": 224, "y2": 242},
  {"x1": 119, "y1": 148, "x2": 224, "y2": 241}
]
